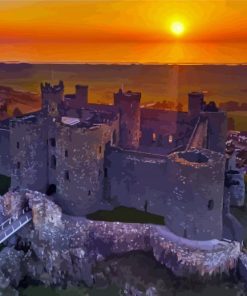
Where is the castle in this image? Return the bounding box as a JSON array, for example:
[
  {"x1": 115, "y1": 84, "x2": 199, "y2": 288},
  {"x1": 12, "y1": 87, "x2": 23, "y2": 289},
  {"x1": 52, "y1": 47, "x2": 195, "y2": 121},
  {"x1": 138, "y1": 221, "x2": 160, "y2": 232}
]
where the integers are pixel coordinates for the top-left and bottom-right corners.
[{"x1": 0, "y1": 81, "x2": 231, "y2": 241}]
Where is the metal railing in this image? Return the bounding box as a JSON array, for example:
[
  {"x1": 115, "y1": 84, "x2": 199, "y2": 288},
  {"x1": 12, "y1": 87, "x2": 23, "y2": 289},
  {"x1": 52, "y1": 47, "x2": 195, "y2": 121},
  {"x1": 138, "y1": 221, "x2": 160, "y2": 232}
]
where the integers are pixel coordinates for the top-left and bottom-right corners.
[
  {"x1": 186, "y1": 116, "x2": 208, "y2": 151},
  {"x1": 0, "y1": 208, "x2": 32, "y2": 244},
  {"x1": 186, "y1": 116, "x2": 201, "y2": 151}
]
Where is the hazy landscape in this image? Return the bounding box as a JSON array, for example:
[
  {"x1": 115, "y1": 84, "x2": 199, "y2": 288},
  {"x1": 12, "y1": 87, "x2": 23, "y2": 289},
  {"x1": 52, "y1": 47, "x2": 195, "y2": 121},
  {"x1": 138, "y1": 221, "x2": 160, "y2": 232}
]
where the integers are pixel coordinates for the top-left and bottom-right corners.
[
  {"x1": 0, "y1": 63, "x2": 247, "y2": 106},
  {"x1": 0, "y1": 63, "x2": 246, "y2": 130}
]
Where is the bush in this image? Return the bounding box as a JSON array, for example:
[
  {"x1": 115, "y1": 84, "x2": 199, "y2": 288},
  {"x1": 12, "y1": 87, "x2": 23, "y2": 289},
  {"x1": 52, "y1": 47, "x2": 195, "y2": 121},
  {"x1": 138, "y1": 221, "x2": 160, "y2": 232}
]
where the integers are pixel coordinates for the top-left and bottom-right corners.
[{"x1": 0, "y1": 174, "x2": 11, "y2": 195}]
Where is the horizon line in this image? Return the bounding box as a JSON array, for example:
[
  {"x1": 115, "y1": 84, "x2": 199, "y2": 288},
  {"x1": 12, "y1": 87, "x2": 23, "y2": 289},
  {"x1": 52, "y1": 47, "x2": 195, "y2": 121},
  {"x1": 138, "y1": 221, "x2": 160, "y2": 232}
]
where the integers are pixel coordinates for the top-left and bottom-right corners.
[{"x1": 1, "y1": 61, "x2": 247, "y2": 66}]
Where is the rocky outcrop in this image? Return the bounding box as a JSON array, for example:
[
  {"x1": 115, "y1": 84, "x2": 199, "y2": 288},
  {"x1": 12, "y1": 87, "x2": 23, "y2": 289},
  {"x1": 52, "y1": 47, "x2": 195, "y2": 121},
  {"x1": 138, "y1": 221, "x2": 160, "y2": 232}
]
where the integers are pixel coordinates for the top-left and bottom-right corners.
[
  {"x1": 151, "y1": 226, "x2": 240, "y2": 277},
  {"x1": 0, "y1": 189, "x2": 243, "y2": 290},
  {"x1": 2, "y1": 190, "x2": 27, "y2": 218},
  {"x1": 238, "y1": 252, "x2": 247, "y2": 282},
  {"x1": 26, "y1": 190, "x2": 64, "y2": 233},
  {"x1": 123, "y1": 283, "x2": 158, "y2": 296},
  {"x1": 0, "y1": 247, "x2": 25, "y2": 290}
]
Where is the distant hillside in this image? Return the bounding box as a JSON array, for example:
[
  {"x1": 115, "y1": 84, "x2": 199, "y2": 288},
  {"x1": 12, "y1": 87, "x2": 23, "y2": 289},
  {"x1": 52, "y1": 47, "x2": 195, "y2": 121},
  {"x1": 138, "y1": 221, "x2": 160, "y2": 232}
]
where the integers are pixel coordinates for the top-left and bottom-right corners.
[
  {"x1": 0, "y1": 85, "x2": 40, "y2": 120},
  {"x1": 0, "y1": 83, "x2": 246, "y2": 133},
  {"x1": 0, "y1": 63, "x2": 247, "y2": 107},
  {"x1": 228, "y1": 111, "x2": 247, "y2": 132}
]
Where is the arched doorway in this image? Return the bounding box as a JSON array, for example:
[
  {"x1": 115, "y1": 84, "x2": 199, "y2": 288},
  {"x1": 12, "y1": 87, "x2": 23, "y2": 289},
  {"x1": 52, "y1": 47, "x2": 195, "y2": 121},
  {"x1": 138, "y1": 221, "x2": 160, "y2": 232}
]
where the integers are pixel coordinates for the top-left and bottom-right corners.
[{"x1": 46, "y1": 184, "x2": 56, "y2": 196}]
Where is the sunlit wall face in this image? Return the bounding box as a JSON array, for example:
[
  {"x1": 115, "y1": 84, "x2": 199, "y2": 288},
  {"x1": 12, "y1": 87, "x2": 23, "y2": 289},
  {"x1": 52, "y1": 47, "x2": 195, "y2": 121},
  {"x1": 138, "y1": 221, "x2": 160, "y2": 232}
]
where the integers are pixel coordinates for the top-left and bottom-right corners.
[{"x1": 1, "y1": 0, "x2": 247, "y2": 63}]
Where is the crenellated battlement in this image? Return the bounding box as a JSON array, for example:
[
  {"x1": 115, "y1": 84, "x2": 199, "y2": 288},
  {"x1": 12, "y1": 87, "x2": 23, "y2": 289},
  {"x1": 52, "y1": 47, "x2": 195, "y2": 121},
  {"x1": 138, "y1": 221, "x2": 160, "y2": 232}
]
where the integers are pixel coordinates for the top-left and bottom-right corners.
[
  {"x1": 10, "y1": 114, "x2": 38, "y2": 128},
  {"x1": 114, "y1": 89, "x2": 141, "y2": 104},
  {"x1": 40, "y1": 80, "x2": 64, "y2": 94}
]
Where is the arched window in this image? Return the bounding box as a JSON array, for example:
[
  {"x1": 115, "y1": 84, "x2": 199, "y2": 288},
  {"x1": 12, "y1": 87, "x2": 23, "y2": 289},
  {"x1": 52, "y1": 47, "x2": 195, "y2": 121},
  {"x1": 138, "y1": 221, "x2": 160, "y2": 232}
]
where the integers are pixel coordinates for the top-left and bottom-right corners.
[
  {"x1": 51, "y1": 155, "x2": 56, "y2": 169},
  {"x1": 112, "y1": 130, "x2": 117, "y2": 145},
  {"x1": 208, "y1": 200, "x2": 214, "y2": 210},
  {"x1": 157, "y1": 134, "x2": 163, "y2": 146},
  {"x1": 50, "y1": 138, "x2": 56, "y2": 147},
  {"x1": 65, "y1": 170, "x2": 69, "y2": 181},
  {"x1": 152, "y1": 132, "x2": 157, "y2": 142},
  {"x1": 46, "y1": 184, "x2": 56, "y2": 196}
]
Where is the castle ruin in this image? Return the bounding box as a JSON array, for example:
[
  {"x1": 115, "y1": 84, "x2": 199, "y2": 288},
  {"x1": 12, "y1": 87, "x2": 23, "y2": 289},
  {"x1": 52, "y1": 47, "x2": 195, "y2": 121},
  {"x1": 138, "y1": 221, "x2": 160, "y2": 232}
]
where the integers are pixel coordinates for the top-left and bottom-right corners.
[{"x1": 0, "y1": 81, "x2": 229, "y2": 241}]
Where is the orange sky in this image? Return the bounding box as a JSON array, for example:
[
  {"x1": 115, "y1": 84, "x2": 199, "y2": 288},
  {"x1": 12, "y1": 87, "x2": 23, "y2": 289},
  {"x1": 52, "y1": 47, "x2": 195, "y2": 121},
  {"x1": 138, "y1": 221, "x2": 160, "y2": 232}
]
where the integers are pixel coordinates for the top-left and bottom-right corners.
[{"x1": 1, "y1": 0, "x2": 247, "y2": 62}]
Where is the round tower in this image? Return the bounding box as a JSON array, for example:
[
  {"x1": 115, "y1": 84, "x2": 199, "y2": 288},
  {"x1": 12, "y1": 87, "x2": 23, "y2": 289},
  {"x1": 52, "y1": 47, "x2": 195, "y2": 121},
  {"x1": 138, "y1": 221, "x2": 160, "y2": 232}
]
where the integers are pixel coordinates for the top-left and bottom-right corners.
[{"x1": 114, "y1": 89, "x2": 141, "y2": 150}]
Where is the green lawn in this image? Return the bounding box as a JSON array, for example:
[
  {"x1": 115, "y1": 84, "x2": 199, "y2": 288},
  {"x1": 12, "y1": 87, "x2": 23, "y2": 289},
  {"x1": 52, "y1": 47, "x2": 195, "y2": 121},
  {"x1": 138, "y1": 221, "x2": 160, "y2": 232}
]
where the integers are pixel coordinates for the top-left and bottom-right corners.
[
  {"x1": 20, "y1": 285, "x2": 119, "y2": 296},
  {"x1": 0, "y1": 174, "x2": 11, "y2": 195},
  {"x1": 87, "y1": 206, "x2": 165, "y2": 225},
  {"x1": 228, "y1": 111, "x2": 247, "y2": 132}
]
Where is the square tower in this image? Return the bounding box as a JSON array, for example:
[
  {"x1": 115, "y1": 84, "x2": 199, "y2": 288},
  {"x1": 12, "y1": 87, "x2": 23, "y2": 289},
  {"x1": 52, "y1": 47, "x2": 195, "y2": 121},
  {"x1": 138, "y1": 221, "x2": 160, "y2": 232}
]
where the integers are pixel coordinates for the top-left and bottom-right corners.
[
  {"x1": 188, "y1": 91, "x2": 204, "y2": 117},
  {"x1": 114, "y1": 89, "x2": 141, "y2": 150}
]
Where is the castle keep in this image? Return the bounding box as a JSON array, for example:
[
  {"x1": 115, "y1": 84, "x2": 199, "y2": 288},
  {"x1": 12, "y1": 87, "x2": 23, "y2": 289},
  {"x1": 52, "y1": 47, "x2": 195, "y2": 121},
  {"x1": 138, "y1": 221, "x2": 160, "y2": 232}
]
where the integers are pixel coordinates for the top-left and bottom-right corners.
[{"x1": 0, "y1": 81, "x2": 228, "y2": 241}]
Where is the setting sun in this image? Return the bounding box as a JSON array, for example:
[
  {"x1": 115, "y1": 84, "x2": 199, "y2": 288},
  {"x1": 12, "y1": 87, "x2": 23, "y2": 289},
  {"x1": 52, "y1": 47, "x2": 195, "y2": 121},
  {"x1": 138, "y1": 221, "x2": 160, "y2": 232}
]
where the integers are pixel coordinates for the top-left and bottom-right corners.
[
  {"x1": 1, "y1": 1, "x2": 247, "y2": 63},
  {"x1": 171, "y1": 21, "x2": 185, "y2": 36}
]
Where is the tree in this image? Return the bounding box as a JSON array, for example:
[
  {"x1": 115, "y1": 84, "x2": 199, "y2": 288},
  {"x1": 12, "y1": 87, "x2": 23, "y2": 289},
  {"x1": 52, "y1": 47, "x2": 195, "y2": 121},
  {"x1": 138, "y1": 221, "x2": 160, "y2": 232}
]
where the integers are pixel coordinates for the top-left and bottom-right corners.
[
  {"x1": 204, "y1": 101, "x2": 218, "y2": 112},
  {"x1": 13, "y1": 107, "x2": 22, "y2": 117},
  {"x1": 176, "y1": 102, "x2": 183, "y2": 112}
]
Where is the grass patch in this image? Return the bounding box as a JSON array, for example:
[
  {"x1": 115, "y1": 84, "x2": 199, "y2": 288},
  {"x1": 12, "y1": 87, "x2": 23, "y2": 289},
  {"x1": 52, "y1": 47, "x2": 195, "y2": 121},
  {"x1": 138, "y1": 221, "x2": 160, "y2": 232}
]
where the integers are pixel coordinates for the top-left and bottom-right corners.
[
  {"x1": 20, "y1": 286, "x2": 88, "y2": 296},
  {"x1": 20, "y1": 284, "x2": 120, "y2": 296},
  {"x1": 228, "y1": 111, "x2": 247, "y2": 132},
  {"x1": 0, "y1": 174, "x2": 11, "y2": 195},
  {"x1": 87, "y1": 206, "x2": 165, "y2": 225}
]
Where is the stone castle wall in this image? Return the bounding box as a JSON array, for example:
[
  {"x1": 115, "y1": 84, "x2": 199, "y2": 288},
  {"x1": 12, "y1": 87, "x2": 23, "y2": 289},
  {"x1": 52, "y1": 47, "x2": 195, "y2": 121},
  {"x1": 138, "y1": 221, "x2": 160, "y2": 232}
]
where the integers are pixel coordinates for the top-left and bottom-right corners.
[
  {"x1": 47, "y1": 118, "x2": 58, "y2": 186},
  {"x1": 0, "y1": 128, "x2": 10, "y2": 176},
  {"x1": 9, "y1": 116, "x2": 48, "y2": 192},
  {"x1": 0, "y1": 190, "x2": 240, "y2": 285},
  {"x1": 140, "y1": 109, "x2": 196, "y2": 152},
  {"x1": 105, "y1": 148, "x2": 225, "y2": 240},
  {"x1": 104, "y1": 147, "x2": 168, "y2": 213}
]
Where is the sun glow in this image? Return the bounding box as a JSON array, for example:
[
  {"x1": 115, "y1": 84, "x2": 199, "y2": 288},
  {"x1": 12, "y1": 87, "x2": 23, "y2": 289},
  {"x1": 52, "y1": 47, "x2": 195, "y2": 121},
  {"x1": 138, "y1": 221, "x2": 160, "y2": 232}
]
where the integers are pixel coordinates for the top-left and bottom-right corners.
[{"x1": 171, "y1": 21, "x2": 185, "y2": 36}]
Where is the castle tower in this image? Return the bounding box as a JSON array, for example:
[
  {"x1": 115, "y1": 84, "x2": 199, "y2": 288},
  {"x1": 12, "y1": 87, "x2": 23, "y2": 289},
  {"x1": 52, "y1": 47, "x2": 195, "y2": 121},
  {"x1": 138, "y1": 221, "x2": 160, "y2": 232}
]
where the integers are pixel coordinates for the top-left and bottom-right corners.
[
  {"x1": 9, "y1": 114, "x2": 48, "y2": 193},
  {"x1": 188, "y1": 91, "x2": 204, "y2": 117},
  {"x1": 114, "y1": 89, "x2": 141, "y2": 150},
  {"x1": 202, "y1": 111, "x2": 227, "y2": 154},
  {"x1": 75, "y1": 85, "x2": 88, "y2": 107},
  {"x1": 41, "y1": 80, "x2": 64, "y2": 117}
]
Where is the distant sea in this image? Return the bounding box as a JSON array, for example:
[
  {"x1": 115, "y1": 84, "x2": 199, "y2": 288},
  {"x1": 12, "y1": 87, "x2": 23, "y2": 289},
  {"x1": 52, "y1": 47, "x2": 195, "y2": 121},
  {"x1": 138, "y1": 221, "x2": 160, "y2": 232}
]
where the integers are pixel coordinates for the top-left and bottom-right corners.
[{"x1": 1, "y1": 41, "x2": 247, "y2": 65}]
